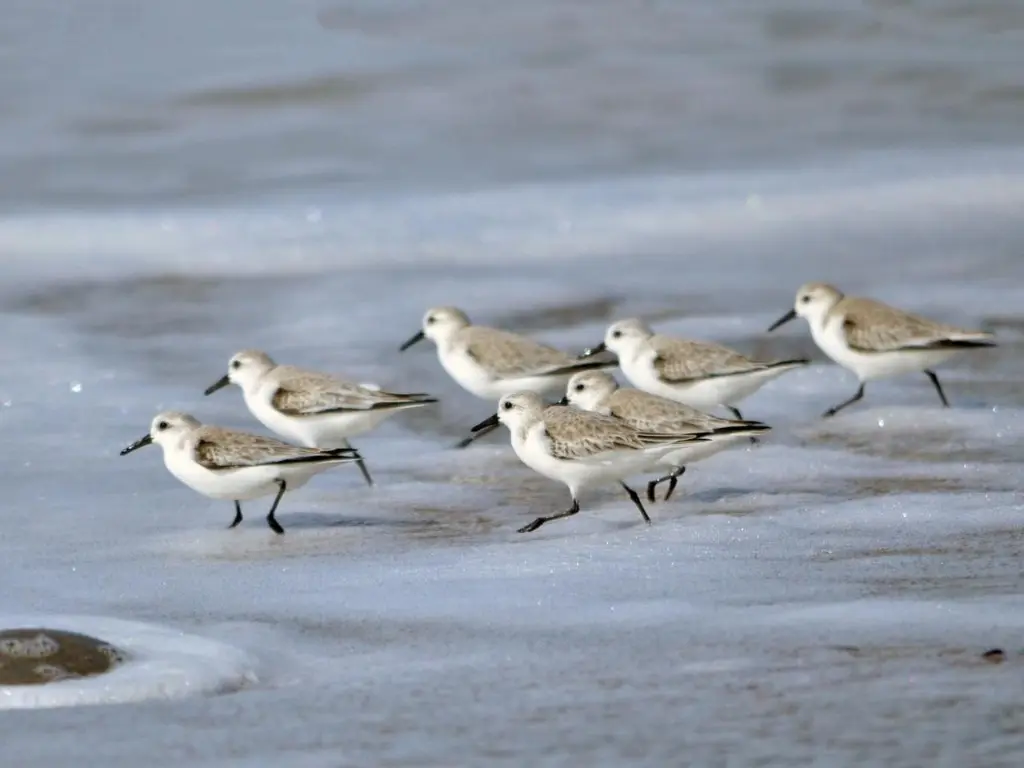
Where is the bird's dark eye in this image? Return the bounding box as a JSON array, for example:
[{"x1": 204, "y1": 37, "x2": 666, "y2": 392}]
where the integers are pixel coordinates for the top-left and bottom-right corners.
[
  {"x1": 426, "y1": 316, "x2": 436, "y2": 325},
  {"x1": 157, "y1": 421, "x2": 169, "y2": 431},
  {"x1": 502, "y1": 401, "x2": 513, "y2": 410},
  {"x1": 231, "y1": 360, "x2": 241, "y2": 369},
  {"x1": 574, "y1": 383, "x2": 585, "y2": 392},
  {"x1": 611, "y1": 330, "x2": 622, "y2": 339},
  {"x1": 801, "y1": 295, "x2": 811, "y2": 304}
]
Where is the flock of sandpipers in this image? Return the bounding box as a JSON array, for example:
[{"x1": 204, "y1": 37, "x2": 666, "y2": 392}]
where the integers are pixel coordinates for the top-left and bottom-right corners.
[{"x1": 120, "y1": 282, "x2": 996, "y2": 535}]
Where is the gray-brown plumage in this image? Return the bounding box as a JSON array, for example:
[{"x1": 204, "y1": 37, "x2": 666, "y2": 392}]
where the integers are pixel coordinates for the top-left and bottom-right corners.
[
  {"x1": 564, "y1": 371, "x2": 771, "y2": 501},
  {"x1": 566, "y1": 371, "x2": 772, "y2": 438},
  {"x1": 452, "y1": 327, "x2": 611, "y2": 379},
  {"x1": 193, "y1": 426, "x2": 354, "y2": 471},
  {"x1": 536, "y1": 405, "x2": 708, "y2": 461},
  {"x1": 119, "y1": 411, "x2": 361, "y2": 535},
  {"x1": 651, "y1": 337, "x2": 797, "y2": 382},
  {"x1": 205, "y1": 349, "x2": 438, "y2": 488},
  {"x1": 488, "y1": 391, "x2": 718, "y2": 533},
  {"x1": 837, "y1": 298, "x2": 996, "y2": 353},
  {"x1": 400, "y1": 306, "x2": 617, "y2": 408},
  {"x1": 767, "y1": 282, "x2": 997, "y2": 418},
  {"x1": 608, "y1": 385, "x2": 755, "y2": 434},
  {"x1": 268, "y1": 367, "x2": 436, "y2": 416}
]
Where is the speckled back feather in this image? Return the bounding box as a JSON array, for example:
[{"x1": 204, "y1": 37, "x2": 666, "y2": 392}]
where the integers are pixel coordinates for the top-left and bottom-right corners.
[
  {"x1": 461, "y1": 327, "x2": 580, "y2": 378},
  {"x1": 650, "y1": 336, "x2": 765, "y2": 383},
  {"x1": 193, "y1": 426, "x2": 355, "y2": 470},
  {"x1": 540, "y1": 406, "x2": 707, "y2": 461},
  {"x1": 837, "y1": 298, "x2": 996, "y2": 353},
  {"x1": 607, "y1": 388, "x2": 760, "y2": 434},
  {"x1": 269, "y1": 366, "x2": 434, "y2": 415}
]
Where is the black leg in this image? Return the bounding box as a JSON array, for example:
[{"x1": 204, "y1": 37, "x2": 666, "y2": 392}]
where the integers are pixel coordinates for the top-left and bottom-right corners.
[
  {"x1": 924, "y1": 369, "x2": 950, "y2": 408},
  {"x1": 228, "y1": 501, "x2": 243, "y2": 529},
  {"x1": 342, "y1": 439, "x2": 374, "y2": 487},
  {"x1": 517, "y1": 497, "x2": 580, "y2": 534},
  {"x1": 664, "y1": 474, "x2": 680, "y2": 502},
  {"x1": 620, "y1": 482, "x2": 651, "y2": 525},
  {"x1": 822, "y1": 384, "x2": 866, "y2": 418},
  {"x1": 727, "y1": 406, "x2": 759, "y2": 444},
  {"x1": 646, "y1": 465, "x2": 686, "y2": 503},
  {"x1": 455, "y1": 419, "x2": 499, "y2": 449},
  {"x1": 265, "y1": 480, "x2": 287, "y2": 535}
]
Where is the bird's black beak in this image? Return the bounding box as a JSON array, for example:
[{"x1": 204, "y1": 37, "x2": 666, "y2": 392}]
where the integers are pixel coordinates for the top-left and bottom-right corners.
[
  {"x1": 767, "y1": 309, "x2": 797, "y2": 332},
  {"x1": 470, "y1": 413, "x2": 500, "y2": 433},
  {"x1": 204, "y1": 374, "x2": 231, "y2": 396},
  {"x1": 455, "y1": 413, "x2": 501, "y2": 449},
  {"x1": 120, "y1": 433, "x2": 153, "y2": 456},
  {"x1": 399, "y1": 330, "x2": 425, "y2": 352},
  {"x1": 555, "y1": 396, "x2": 570, "y2": 406},
  {"x1": 577, "y1": 341, "x2": 606, "y2": 359}
]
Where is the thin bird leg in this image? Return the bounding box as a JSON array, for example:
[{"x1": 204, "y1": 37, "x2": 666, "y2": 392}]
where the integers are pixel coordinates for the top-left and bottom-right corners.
[
  {"x1": 228, "y1": 501, "x2": 243, "y2": 529},
  {"x1": 727, "y1": 406, "x2": 759, "y2": 444},
  {"x1": 924, "y1": 369, "x2": 950, "y2": 408},
  {"x1": 620, "y1": 482, "x2": 651, "y2": 524},
  {"x1": 646, "y1": 465, "x2": 687, "y2": 503},
  {"x1": 265, "y1": 480, "x2": 287, "y2": 535},
  {"x1": 822, "y1": 384, "x2": 866, "y2": 418},
  {"x1": 341, "y1": 439, "x2": 374, "y2": 487},
  {"x1": 455, "y1": 419, "x2": 500, "y2": 449},
  {"x1": 517, "y1": 498, "x2": 581, "y2": 534}
]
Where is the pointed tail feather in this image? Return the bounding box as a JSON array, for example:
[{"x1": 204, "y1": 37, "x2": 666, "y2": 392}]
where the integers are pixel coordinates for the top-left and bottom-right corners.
[
  {"x1": 918, "y1": 337, "x2": 997, "y2": 350},
  {"x1": 637, "y1": 430, "x2": 713, "y2": 446},
  {"x1": 695, "y1": 359, "x2": 808, "y2": 381},
  {"x1": 265, "y1": 448, "x2": 361, "y2": 467},
  {"x1": 368, "y1": 393, "x2": 440, "y2": 411},
  {"x1": 765, "y1": 358, "x2": 810, "y2": 370},
  {"x1": 541, "y1": 357, "x2": 618, "y2": 377},
  {"x1": 708, "y1": 423, "x2": 772, "y2": 439},
  {"x1": 385, "y1": 392, "x2": 438, "y2": 401}
]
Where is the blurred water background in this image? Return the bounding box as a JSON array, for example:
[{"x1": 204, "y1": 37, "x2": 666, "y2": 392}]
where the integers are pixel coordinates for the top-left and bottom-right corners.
[{"x1": 1, "y1": 1, "x2": 1024, "y2": 765}]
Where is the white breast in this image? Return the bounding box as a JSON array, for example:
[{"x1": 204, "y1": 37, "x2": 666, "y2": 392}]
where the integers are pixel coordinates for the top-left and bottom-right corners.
[
  {"x1": 510, "y1": 423, "x2": 564, "y2": 483},
  {"x1": 436, "y1": 342, "x2": 503, "y2": 400},
  {"x1": 810, "y1": 314, "x2": 857, "y2": 371},
  {"x1": 162, "y1": 444, "x2": 271, "y2": 501},
  {"x1": 617, "y1": 345, "x2": 664, "y2": 396},
  {"x1": 243, "y1": 385, "x2": 307, "y2": 445}
]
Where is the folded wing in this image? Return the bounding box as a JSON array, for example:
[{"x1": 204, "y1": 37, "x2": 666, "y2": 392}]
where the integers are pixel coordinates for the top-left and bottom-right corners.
[
  {"x1": 609, "y1": 389, "x2": 768, "y2": 434},
  {"x1": 271, "y1": 369, "x2": 436, "y2": 416},
  {"x1": 194, "y1": 427, "x2": 357, "y2": 470},
  {"x1": 542, "y1": 408, "x2": 707, "y2": 461},
  {"x1": 841, "y1": 299, "x2": 996, "y2": 353},
  {"x1": 463, "y1": 327, "x2": 582, "y2": 378},
  {"x1": 651, "y1": 337, "x2": 766, "y2": 383}
]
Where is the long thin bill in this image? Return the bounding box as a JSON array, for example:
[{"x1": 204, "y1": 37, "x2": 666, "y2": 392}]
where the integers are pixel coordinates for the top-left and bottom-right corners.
[
  {"x1": 120, "y1": 433, "x2": 153, "y2": 456},
  {"x1": 470, "y1": 413, "x2": 500, "y2": 432},
  {"x1": 204, "y1": 374, "x2": 231, "y2": 396},
  {"x1": 767, "y1": 308, "x2": 797, "y2": 332},
  {"x1": 399, "y1": 330, "x2": 425, "y2": 352},
  {"x1": 456, "y1": 420, "x2": 500, "y2": 449}
]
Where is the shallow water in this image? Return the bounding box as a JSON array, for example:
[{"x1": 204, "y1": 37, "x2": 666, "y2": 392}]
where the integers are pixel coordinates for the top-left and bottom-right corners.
[{"x1": 2, "y1": 1, "x2": 1024, "y2": 765}]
